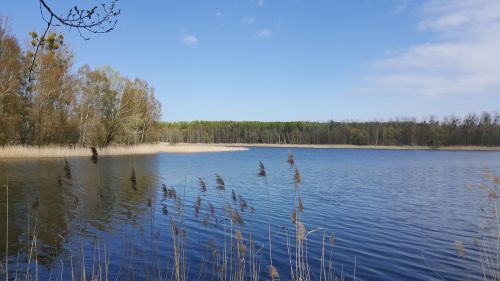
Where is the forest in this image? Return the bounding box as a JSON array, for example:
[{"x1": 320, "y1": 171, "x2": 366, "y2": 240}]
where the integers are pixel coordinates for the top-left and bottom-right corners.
[
  {"x1": 157, "y1": 113, "x2": 500, "y2": 147},
  {"x1": 2, "y1": 18, "x2": 500, "y2": 148},
  {"x1": 0, "y1": 19, "x2": 161, "y2": 146}
]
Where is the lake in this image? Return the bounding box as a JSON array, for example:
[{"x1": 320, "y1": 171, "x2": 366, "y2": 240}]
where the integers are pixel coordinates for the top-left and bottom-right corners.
[{"x1": 1, "y1": 148, "x2": 499, "y2": 281}]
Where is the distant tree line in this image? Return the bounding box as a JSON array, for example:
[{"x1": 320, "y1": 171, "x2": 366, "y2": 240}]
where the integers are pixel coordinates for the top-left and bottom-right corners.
[
  {"x1": 157, "y1": 113, "x2": 500, "y2": 147},
  {"x1": 0, "y1": 18, "x2": 161, "y2": 146}
]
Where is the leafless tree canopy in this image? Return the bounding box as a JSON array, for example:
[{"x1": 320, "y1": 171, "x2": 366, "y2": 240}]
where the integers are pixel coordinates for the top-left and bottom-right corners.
[
  {"x1": 28, "y1": 0, "x2": 120, "y2": 80},
  {"x1": 38, "y1": 0, "x2": 120, "y2": 40}
]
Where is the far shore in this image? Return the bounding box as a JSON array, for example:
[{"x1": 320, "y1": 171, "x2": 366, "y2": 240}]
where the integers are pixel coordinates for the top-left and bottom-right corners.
[
  {"x1": 211, "y1": 143, "x2": 500, "y2": 151},
  {"x1": 1, "y1": 143, "x2": 499, "y2": 159}
]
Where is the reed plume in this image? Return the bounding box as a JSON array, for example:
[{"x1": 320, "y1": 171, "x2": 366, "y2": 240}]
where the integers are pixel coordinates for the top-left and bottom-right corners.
[
  {"x1": 73, "y1": 196, "x2": 79, "y2": 209},
  {"x1": 198, "y1": 178, "x2": 207, "y2": 192},
  {"x1": 90, "y1": 147, "x2": 98, "y2": 164},
  {"x1": 287, "y1": 151, "x2": 295, "y2": 166},
  {"x1": 216, "y1": 174, "x2": 225, "y2": 190},
  {"x1": 194, "y1": 195, "x2": 202, "y2": 217},
  {"x1": 162, "y1": 184, "x2": 177, "y2": 199},
  {"x1": 208, "y1": 202, "x2": 215, "y2": 216},
  {"x1": 258, "y1": 161, "x2": 266, "y2": 177},
  {"x1": 171, "y1": 187, "x2": 177, "y2": 199},
  {"x1": 231, "y1": 209, "x2": 244, "y2": 225},
  {"x1": 196, "y1": 195, "x2": 202, "y2": 207},
  {"x1": 238, "y1": 195, "x2": 248, "y2": 212},
  {"x1": 63, "y1": 158, "x2": 72, "y2": 179},
  {"x1": 269, "y1": 264, "x2": 280, "y2": 280},
  {"x1": 298, "y1": 196, "x2": 304, "y2": 212},
  {"x1": 294, "y1": 168, "x2": 301, "y2": 185},
  {"x1": 238, "y1": 241, "x2": 247, "y2": 257},
  {"x1": 297, "y1": 222, "x2": 305, "y2": 241},
  {"x1": 329, "y1": 233, "x2": 335, "y2": 246},
  {"x1": 455, "y1": 241, "x2": 466, "y2": 259},
  {"x1": 235, "y1": 230, "x2": 243, "y2": 241},
  {"x1": 131, "y1": 167, "x2": 137, "y2": 190},
  {"x1": 494, "y1": 177, "x2": 500, "y2": 184},
  {"x1": 231, "y1": 189, "x2": 237, "y2": 203}
]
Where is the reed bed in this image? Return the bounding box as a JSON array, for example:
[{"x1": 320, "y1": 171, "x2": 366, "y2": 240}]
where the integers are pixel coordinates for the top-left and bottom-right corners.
[
  {"x1": 0, "y1": 144, "x2": 248, "y2": 159},
  {"x1": 0, "y1": 148, "x2": 349, "y2": 281},
  {"x1": 455, "y1": 168, "x2": 500, "y2": 280}
]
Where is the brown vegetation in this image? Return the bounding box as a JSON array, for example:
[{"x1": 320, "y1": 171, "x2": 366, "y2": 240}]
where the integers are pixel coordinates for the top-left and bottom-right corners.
[
  {"x1": 1, "y1": 149, "x2": 347, "y2": 281},
  {"x1": 0, "y1": 18, "x2": 161, "y2": 147}
]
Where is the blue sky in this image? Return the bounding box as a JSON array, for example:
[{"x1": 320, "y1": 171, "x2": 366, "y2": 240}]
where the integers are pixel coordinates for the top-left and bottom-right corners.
[{"x1": 2, "y1": 0, "x2": 499, "y2": 121}]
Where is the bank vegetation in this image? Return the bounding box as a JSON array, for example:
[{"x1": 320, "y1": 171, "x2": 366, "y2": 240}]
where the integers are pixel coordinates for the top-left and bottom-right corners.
[
  {"x1": 157, "y1": 114, "x2": 500, "y2": 148},
  {"x1": 0, "y1": 18, "x2": 161, "y2": 147}
]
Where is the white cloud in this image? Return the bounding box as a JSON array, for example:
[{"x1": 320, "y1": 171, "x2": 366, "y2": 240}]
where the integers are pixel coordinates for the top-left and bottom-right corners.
[
  {"x1": 215, "y1": 11, "x2": 224, "y2": 18},
  {"x1": 254, "y1": 0, "x2": 264, "y2": 7},
  {"x1": 182, "y1": 35, "x2": 198, "y2": 45},
  {"x1": 361, "y1": 0, "x2": 500, "y2": 96},
  {"x1": 255, "y1": 29, "x2": 272, "y2": 39},
  {"x1": 242, "y1": 16, "x2": 256, "y2": 25}
]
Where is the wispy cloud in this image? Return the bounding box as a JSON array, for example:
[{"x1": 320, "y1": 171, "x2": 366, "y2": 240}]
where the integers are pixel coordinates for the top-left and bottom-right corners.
[
  {"x1": 254, "y1": 0, "x2": 265, "y2": 7},
  {"x1": 255, "y1": 29, "x2": 272, "y2": 39},
  {"x1": 182, "y1": 35, "x2": 198, "y2": 45},
  {"x1": 242, "y1": 16, "x2": 256, "y2": 25},
  {"x1": 392, "y1": 0, "x2": 410, "y2": 13},
  {"x1": 215, "y1": 11, "x2": 224, "y2": 18},
  {"x1": 180, "y1": 27, "x2": 198, "y2": 46},
  {"x1": 359, "y1": 0, "x2": 500, "y2": 96}
]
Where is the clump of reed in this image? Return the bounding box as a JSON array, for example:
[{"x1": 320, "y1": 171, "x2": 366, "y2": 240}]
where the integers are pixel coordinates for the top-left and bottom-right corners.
[
  {"x1": 1, "y1": 149, "x2": 349, "y2": 281},
  {"x1": 456, "y1": 167, "x2": 500, "y2": 280}
]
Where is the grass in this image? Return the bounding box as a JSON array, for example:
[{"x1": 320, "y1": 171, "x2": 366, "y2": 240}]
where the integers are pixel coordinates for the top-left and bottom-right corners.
[
  {"x1": 0, "y1": 143, "x2": 248, "y2": 159},
  {"x1": 1, "y1": 148, "x2": 351, "y2": 281}
]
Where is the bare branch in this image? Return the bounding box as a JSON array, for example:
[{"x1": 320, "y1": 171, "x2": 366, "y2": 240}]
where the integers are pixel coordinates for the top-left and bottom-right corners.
[{"x1": 28, "y1": 0, "x2": 120, "y2": 80}]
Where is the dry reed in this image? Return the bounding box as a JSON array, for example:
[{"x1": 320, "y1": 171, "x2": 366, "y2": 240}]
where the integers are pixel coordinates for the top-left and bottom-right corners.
[
  {"x1": 0, "y1": 144, "x2": 248, "y2": 159},
  {"x1": 1, "y1": 148, "x2": 352, "y2": 281}
]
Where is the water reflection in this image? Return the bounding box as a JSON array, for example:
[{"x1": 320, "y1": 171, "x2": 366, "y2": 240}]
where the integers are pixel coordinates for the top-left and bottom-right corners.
[{"x1": 0, "y1": 155, "x2": 161, "y2": 264}]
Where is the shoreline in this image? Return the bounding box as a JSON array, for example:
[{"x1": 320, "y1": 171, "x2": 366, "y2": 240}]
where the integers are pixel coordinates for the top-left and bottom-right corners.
[
  {"x1": 0, "y1": 143, "x2": 499, "y2": 159},
  {"x1": 210, "y1": 143, "x2": 500, "y2": 151},
  {"x1": 0, "y1": 144, "x2": 248, "y2": 159}
]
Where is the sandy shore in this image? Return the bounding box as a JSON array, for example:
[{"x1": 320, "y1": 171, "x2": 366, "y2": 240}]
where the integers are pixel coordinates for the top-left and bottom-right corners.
[
  {"x1": 0, "y1": 143, "x2": 248, "y2": 159},
  {"x1": 1, "y1": 143, "x2": 498, "y2": 159},
  {"x1": 213, "y1": 143, "x2": 500, "y2": 151}
]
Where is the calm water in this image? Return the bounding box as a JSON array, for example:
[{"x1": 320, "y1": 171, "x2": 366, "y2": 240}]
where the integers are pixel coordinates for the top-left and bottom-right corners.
[{"x1": 0, "y1": 148, "x2": 499, "y2": 281}]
